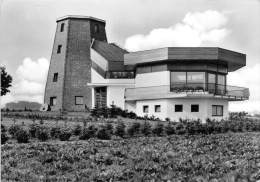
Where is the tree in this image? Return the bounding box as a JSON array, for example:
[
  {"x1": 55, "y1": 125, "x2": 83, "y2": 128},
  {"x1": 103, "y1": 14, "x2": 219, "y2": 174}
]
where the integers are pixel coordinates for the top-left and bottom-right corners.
[{"x1": 1, "y1": 67, "x2": 12, "y2": 96}]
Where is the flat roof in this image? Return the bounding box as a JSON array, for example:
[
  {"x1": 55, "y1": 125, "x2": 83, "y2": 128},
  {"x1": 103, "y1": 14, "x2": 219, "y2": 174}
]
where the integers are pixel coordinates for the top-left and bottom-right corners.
[
  {"x1": 56, "y1": 15, "x2": 106, "y2": 23},
  {"x1": 124, "y1": 47, "x2": 246, "y2": 72}
]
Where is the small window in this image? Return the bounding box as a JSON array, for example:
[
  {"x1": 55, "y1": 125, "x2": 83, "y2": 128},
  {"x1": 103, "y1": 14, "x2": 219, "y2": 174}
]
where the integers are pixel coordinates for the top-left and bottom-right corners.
[
  {"x1": 191, "y1": 104, "x2": 199, "y2": 112},
  {"x1": 212, "y1": 105, "x2": 223, "y2": 116},
  {"x1": 57, "y1": 45, "x2": 62, "y2": 54},
  {"x1": 94, "y1": 24, "x2": 99, "y2": 33},
  {"x1": 60, "y1": 23, "x2": 65, "y2": 32},
  {"x1": 53, "y1": 73, "x2": 58, "y2": 82},
  {"x1": 50, "y1": 97, "x2": 57, "y2": 106},
  {"x1": 75, "y1": 96, "x2": 84, "y2": 105},
  {"x1": 143, "y1": 105, "x2": 149, "y2": 113},
  {"x1": 155, "y1": 105, "x2": 161, "y2": 112},
  {"x1": 175, "y1": 105, "x2": 183, "y2": 112}
]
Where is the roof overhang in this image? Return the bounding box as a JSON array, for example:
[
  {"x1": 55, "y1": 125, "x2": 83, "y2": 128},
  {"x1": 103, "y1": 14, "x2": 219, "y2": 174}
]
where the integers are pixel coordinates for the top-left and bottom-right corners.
[
  {"x1": 124, "y1": 47, "x2": 246, "y2": 72},
  {"x1": 56, "y1": 15, "x2": 106, "y2": 24}
]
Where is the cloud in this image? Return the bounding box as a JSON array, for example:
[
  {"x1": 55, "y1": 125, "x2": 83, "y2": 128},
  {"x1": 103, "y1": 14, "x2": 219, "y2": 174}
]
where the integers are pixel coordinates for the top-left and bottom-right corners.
[
  {"x1": 124, "y1": 10, "x2": 230, "y2": 51},
  {"x1": 1, "y1": 57, "x2": 49, "y2": 107},
  {"x1": 228, "y1": 63, "x2": 260, "y2": 114}
]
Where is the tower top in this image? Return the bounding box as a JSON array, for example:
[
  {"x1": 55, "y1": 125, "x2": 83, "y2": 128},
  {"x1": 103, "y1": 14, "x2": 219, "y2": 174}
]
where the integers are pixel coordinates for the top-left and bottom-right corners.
[{"x1": 56, "y1": 15, "x2": 106, "y2": 23}]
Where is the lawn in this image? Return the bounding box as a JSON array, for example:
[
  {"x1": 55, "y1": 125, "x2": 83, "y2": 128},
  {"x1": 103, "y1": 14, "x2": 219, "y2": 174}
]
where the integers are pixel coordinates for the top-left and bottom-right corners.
[{"x1": 1, "y1": 132, "x2": 260, "y2": 181}]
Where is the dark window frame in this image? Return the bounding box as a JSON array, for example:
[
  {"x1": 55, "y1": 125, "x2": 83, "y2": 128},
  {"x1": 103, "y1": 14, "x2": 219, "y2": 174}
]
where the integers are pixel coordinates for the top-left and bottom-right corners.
[
  {"x1": 75, "y1": 96, "x2": 84, "y2": 105},
  {"x1": 60, "y1": 23, "x2": 65, "y2": 32},
  {"x1": 53, "y1": 73, "x2": 58, "y2": 82},
  {"x1": 143, "y1": 105, "x2": 149, "y2": 113},
  {"x1": 212, "y1": 105, "x2": 223, "y2": 116},
  {"x1": 154, "y1": 105, "x2": 161, "y2": 112},
  {"x1": 57, "y1": 45, "x2": 62, "y2": 54},
  {"x1": 191, "y1": 104, "x2": 199, "y2": 112},
  {"x1": 50, "y1": 97, "x2": 57, "y2": 106},
  {"x1": 175, "y1": 104, "x2": 183, "y2": 112}
]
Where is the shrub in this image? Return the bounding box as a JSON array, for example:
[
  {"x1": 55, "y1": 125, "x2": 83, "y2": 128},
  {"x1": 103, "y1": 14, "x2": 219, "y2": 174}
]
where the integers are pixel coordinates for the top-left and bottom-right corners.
[
  {"x1": 165, "y1": 123, "x2": 175, "y2": 135},
  {"x1": 59, "y1": 128, "x2": 72, "y2": 141},
  {"x1": 152, "y1": 123, "x2": 164, "y2": 136},
  {"x1": 79, "y1": 125, "x2": 97, "y2": 140},
  {"x1": 1, "y1": 124, "x2": 7, "y2": 133},
  {"x1": 127, "y1": 122, "x2": 141, "y2": 137},
  {"x1": 175, "y1": 123, "x2": 186, "y2": 135},
  {"x1": 39, "y1": 119, "x2": 44, "y2": 125},
  {"x1": 114, "y1": 122, "x2": 126, "y2": 138},
  {"x1": 8, "y1": 125, "x2": 22, "y2": 137},
  {"x1": 1, "y1": 132, "x2": 8, "y2": 144},
  {"x1": 73, "y1": 124, "x2": 82, "y2": 136},
  {"x1": 15, "y1": 129, "x2": 30, "y2": 143},
  {"x1": 50, "y1": 126, "x2": 61, "y2": 138},
  {"x1": 140, "y1": 121, "x2": 152, "y2": 136},
  {"x1": 105, "y1": 123, "x2": 114, "y2": 135},
  {"x1": 36, "y1": 126, "x2": 49, "y2": 141},
  {"x1": 29, "y1": 124, "x2": 40, "y2": 138},
  {"x1": 97, "y1": 128, "x2": 111, "y2": 140}
]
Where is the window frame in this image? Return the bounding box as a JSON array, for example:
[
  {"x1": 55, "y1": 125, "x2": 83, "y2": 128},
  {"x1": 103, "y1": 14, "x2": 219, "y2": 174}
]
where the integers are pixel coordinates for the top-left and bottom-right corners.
[
  {"x1": 212, "y1": 105, "x2": 223, "y2": 116},
  {"x1": 50, "y1": 97, "x2": 57, "y2": 106},
  {"x1": 154, "y1": 105, "x2": 161, "y2": 113},
  {"x1": 191, "y1": 104, "x2": 199, "y2": 112},
  {"x1": 53, "y1": 73, "x2": 58, "y2": 82},
  {"x1": 175, "y1": 104, "x2": 183, "y2": 112},
  {"x1": 60, "y1": 23, "x2": 65, "y2": 32},
  {"x1": 143, "y1": 105, "x2": 149, "y2": 113},
  {"x1": 75, "y1": 96, "x2": 84, "y2": 105},
  {"x1": 57, "y1": 45, "x2": 62, "y2": 54}
]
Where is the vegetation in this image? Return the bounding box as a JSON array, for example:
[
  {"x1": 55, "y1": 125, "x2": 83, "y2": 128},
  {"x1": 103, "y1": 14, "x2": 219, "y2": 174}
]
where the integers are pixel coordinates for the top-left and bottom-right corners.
[{"x1": 1, "y1": 66, "x2": 12, "y2": 96}]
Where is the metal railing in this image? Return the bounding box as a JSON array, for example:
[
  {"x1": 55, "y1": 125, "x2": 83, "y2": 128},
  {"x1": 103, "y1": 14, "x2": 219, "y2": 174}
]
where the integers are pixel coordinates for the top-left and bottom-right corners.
[{"x1": 125, "y1": 83, "x2": 249, "y2": 100}]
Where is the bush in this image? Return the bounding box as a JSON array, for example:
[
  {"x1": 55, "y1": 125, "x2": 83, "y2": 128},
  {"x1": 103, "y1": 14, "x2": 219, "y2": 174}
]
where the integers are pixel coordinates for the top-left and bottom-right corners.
[
  {"x1": 127, "y1": 122, "x2": 141, "y2": 137},
  {"x1": 96, "y1": 128, "x2": 111, "y2": 140},
  {"x1": 105, "y1": 123, "x2": 114, "y2": 135},
  {"x1": 140, "y1": 121, "x2": 152, "y2": 136},
  {"x1": 36, "y1": 126, "x2": 49, "y2": 141},
  {"x1": 1, "y1": 132, "x2": 8, "y2": 144},
  {"x1": 1, "y1": 124, "x2": 7, "y2": 133},
  {"x1": 29, "y1": 124, "x2": 40, "y2": 138},
  {"x1": 50, "y1": 126, "x2": 61, "y2": 138},
  {"x1": 152, "y1": 123, "x2": 164, "y2": 136},
  {"x1": 165, "y1": 123, "x2": 175, "y2": 135},
  {"x1": 15, "y1": 128, "x2": 30, "y2": 143},
  {"x1": 79, "y1": 125, "x2": 97, "y2": 140},
  {"x1": 8, "y1": 125, "x2": 22, "y2": 137},
  {"x1": 59, "y1": 128, "x2": 72, "y2": 141},
  {"x1": 73, "y1": 124, "x2": 82, "y2": 136},
  {"x1": 175, "y1": 123, "x2": 186, "y2": 135},
  {"x1": 114, "y1": 122, "x2": 126, "y2": 138}
]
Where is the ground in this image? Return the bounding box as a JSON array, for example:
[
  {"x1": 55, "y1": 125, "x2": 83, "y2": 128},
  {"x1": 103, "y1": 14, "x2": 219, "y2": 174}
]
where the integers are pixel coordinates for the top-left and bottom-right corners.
[{"x1": 1, "y1": 132, "x2": 260, "y2": 181}]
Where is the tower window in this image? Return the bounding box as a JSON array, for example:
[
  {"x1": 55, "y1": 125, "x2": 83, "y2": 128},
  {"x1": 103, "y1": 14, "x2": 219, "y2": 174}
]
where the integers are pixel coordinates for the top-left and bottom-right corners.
[
  {"x1": 212, "y1": 105, "x2": 223, "y2": 116},
  {"x1": 175, "y1": 105, "x2": 183, "y2": 112},
  {"x1": 191, "y1": 104, "x2": 199, "y2": 112},
  {"x1": 50, "y1": 97, "x2": 57, "y2": 106},
  {"x1": 53, "y1": 73, "x2": 58, "y2": 82},
  {"x1": 60, "y1": 23, "x2": 65, "y2": 32},
  {"x1": 75, "y1": 96, "x2": 84, "y2": 105},
  {"x1": 143, "y1": 105, "x2": 149, "y2": 113},
  {"x1": 155, "y1": 105, "x2": 161, "y2": 112},
  {"x1": 57, "y1": 45, "x2": 62, "y2": 54}
]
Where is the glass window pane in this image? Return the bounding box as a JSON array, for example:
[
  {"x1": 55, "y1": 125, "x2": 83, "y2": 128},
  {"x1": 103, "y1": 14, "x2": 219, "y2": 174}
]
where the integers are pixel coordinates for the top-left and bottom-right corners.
[
  {"x1": 171, "y1": 72, "x2": 186, "y2": 83},
  {"x1": 75, "y1": 96, "x2": 83, "y2": 105},
  {"x1": 208, "y1": 73, "x2": 216, "y2": 83},
  {"x1": 187, "y1": 72, "x2": 205, "y2": 83},
  {"x1": 217, "y1": 75, "x2": 225, "y2": 85}
]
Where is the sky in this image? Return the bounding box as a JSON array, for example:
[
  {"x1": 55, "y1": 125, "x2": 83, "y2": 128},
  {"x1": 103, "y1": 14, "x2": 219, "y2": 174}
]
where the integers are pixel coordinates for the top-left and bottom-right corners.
[{"x1": 0, "y1": 0, "x2": 260, "y2": 113}]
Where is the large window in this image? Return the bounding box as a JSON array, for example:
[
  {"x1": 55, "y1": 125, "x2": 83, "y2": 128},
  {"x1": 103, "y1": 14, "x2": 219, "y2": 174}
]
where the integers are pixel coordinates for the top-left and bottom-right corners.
[
  {"x1": 175, "y1": 105, "x2": 183, "y2": 112},
  {"x1": 187, "y1": 72, "x2": 205, "y2": 83},
  {"x1": 212, "y1": 105, "x2": 223, "y2": 116},
  {"x1": 191, "y1": 104, "x2": 199, "y2": 112},
  {"x1": 171, "y1": 72, "x2": 186, "y2": 83},
  {"x1": 75, "y1": 96, "x2": 84, "y2": 105}
]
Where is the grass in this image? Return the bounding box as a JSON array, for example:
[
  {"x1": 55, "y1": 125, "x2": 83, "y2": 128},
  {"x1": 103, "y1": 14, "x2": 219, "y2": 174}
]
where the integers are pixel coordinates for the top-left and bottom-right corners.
[{"x1": 1, "y1": 132, "x2": 260, "y2": 181}]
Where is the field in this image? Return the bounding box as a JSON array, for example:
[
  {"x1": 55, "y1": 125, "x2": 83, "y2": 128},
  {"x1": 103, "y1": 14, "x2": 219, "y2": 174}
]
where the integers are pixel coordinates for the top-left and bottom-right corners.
[{"x1": 1, "y1": 132, "x2": 260, "y2": 181}]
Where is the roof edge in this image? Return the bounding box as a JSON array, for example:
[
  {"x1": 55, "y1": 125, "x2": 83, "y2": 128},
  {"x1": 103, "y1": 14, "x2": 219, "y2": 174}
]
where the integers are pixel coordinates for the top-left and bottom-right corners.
[{"x1": 56, "y1": 15, "x2": 106, "y2": 23}]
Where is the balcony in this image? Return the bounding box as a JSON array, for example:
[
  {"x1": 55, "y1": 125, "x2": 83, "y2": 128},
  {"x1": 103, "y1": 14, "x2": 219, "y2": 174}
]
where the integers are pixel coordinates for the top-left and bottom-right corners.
[{"x1": 125, "y1": 83, "x2": 249, "y2": 101}]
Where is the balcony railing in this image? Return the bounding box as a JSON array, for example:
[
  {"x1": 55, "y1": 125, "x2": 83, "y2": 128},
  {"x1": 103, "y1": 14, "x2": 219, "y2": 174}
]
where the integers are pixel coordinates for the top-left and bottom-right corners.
[{"x1": 125, "y1": 83, "x2": 249, "y2": 101}]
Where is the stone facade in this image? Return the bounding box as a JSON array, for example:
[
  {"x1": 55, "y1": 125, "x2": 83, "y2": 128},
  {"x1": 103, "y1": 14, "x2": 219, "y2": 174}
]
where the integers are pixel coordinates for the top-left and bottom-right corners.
[{"x1": 44, "y1": 16, "x2": 107, "y2": 111}]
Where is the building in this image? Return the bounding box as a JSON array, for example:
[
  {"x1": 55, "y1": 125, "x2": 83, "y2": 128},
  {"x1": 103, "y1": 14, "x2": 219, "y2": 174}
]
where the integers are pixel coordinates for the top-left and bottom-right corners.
[{"x1": 45, "y1": 15, "x2": 249, "y2": 121}]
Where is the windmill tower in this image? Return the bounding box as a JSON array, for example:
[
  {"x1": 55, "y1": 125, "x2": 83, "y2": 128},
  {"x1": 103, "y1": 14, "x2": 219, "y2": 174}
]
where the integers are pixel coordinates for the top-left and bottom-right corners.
[{"x1": 44, "y1": 15, "x2": 107, "y2": 111}]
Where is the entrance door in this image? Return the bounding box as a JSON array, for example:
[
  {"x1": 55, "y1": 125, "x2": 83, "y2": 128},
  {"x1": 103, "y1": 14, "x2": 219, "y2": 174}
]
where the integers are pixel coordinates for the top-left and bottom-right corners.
[{"x1": 95, "y1": 87, "x2": 107, "y2": 108}]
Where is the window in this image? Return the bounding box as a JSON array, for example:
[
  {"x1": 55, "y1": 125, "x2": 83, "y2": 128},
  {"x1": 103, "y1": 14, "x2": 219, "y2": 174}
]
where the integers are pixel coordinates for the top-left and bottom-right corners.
[
  {"x1": 60, "y1": 23, "x2": 65, "y2": 32},
  {"x1": 171, "y1": 72, "x2": 186, "y2": 84},
  {"x1": 155, "y1": 105, "x2": 161, "y2": 112},
  {"x1": 212, "y1": 105, "x2": 223, "y2": 116},
  {"x1": 191, "y1": 104, "x2": 199, "y2": 112},
  {"x1": 187, "y1": 72, "x2": 205, "y2": 83},
  {"x1": 57, "y1": 45, "x2": 62, "y2": 54},
  {"x1": 94, "y1": 24, "x2": 99, "y2": 33},
  {"x1": 75, "y1": 96, "x2": 84, "y2": 105},
  {"x1": 175, "y1": 105, "x2": 183, "y2": 112},
  {"x1": 53, "y1": 73, "x2": 58, "y2": 82},
  {"x1": 50, "y1": 97, "x2": 57, "y2": 106},
  {"x1": 143, "y1": 105, "x2": 149, "y2": 113},
  {"x1": 217, "y1": 74, "x2": 226, "y2": 85}
]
